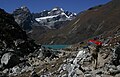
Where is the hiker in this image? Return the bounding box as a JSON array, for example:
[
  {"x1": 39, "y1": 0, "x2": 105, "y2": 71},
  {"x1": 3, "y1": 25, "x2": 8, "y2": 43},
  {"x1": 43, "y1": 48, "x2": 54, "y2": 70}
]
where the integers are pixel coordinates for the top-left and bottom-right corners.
[
  {"x1": 92, "y1": 45, "x2": 101, "y2": 69},
  {"x1": 88, "y1": 39, "x2": 102, "y2": 69}
]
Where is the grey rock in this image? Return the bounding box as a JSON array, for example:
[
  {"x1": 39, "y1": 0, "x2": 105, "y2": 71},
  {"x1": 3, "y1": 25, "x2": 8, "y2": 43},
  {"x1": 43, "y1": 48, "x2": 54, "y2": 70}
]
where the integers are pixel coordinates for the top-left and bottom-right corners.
[
  {"x1": 73, "y1": 74, "x2": 77, "y2": 77},
  {"x1": 109, "y1": 68, "x2": 120, "y2": 75},
  {"x1": 66, "y1": 63, "x2": 73, "y2": 72},
  {"x1": 21, "y1": 65, "x2": 33, "y2": 73},
  {"x1": 3, "y1": 69, "x2": 9, "y2": 74},
  {"x1": 96, "y1": 75, "x2": 101, "y2": 77},
  {"x1": 117, "y1": 65, "x2": 120, "y2": 70},
  {"x1": 38, "y1": 52, "x2": 44, "y2": 58},
  {"x1": 84, "y1": 67, "x2": 92, "y2": 71},
  {"x1": 110, "y1": 65, "x2": 117, "y2": 70},
  {"x1": 62, "y1": 64, "x2": 67, "y2": 71},
  {"x1": 115, "y1": 74, "x2": 120, "y2": 77},
  {"x1": 61, "y1": 74, "x2": 67, "y2": 77},
  {"x1": 1, "y1": 52, "x2": 20, "y2": 68},
  {"x1": 84, "y1": 74, "x2": 92, "y2": 77},
  {"x1": 11, "y1": 66, "x2": 21, "y2": 75},
  {"x1": 95, "y1": 69, "x2": 103, "y2": 74},
  {"x1": 75, "y1": 68, "x2": 83, "y2": 75},
  {"x1": 63, "y1": 60, "x2": 67, "y2": 63},
  {"x1": 30, "y1": 71, "x2": 39, "y2": 77},
  {"x1": 60, "y1": 70, "x2": 63, "y2": 73}
]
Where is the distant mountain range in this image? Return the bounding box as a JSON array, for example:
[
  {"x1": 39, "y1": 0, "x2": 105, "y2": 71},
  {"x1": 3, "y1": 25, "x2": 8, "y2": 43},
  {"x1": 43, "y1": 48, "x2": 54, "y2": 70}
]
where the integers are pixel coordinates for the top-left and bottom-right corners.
[
  {"x1": 33, "y1": 7, "x2": 76, "y2": 29},
  {"x1": 11, "y1": 0, "x2": 120, "y2": 45},
  {"x1": 12, "y1": 6, "x2": 76, "y2": 31},
  {"x1": 32, "y1": 0, "x2": 120, "y2": 44}
]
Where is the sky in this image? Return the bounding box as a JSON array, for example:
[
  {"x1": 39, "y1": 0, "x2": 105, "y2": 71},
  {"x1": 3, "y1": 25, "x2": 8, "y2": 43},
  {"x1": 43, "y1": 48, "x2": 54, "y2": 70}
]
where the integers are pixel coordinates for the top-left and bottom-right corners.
[{"x1": 0, "y1": 0, "x2": 111, "y2": 13}]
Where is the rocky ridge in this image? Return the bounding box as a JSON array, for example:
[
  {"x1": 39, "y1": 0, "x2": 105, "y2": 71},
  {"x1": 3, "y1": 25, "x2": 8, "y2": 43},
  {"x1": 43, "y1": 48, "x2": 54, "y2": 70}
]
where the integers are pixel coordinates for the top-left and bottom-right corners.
[
  {"x1": 13, "y1": 6, "x2": 33, "y2": 31},
  {"x1": 0, "y1": 8, "x2": 59, "y2": 77}
]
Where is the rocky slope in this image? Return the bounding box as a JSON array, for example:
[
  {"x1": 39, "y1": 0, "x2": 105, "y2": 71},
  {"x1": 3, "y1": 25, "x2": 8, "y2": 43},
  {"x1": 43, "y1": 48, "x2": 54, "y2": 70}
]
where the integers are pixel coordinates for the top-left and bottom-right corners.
[
  {"x1": 2, "y1": 25, "x2": 120, "y2": 77},
  {"x1": 0, "y1": 8, "x2": 58, "y2": 77},
  {"x1": 35, "y1": 0, "x2": 120, "y2": 44}
]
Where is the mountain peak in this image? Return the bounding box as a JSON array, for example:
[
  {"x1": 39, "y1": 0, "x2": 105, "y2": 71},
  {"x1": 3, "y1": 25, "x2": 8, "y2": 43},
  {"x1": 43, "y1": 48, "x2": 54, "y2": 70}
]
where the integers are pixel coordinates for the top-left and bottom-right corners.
[
  {"x1": 19, "y1": 6, "x2": 30, "y2": 12},
  {"x1": 13, "y1": 6, "x2": 32, "y2": 31},
  {"x1": 34, "y1": 7, "x2": 76, "y2": 29},
  {"x1": 13, "y1": 6, "x2": 30, "y2": 14},
  {"x1": 0, "y1": 8, "x2": 6, "y2": 14},
  {"x1": 52, "y1": 7, "x2": 64, "y2": 12},
  {"x1": 20, "y1": 6, "x2": 27, "y2": 9}
]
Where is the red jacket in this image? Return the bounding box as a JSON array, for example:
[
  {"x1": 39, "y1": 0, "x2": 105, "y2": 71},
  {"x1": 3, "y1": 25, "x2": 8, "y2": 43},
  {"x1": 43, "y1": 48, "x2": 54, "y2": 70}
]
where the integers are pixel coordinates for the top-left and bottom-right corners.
[{"x1": 88, "y1": 39, "x2": 102, "y2": 45}]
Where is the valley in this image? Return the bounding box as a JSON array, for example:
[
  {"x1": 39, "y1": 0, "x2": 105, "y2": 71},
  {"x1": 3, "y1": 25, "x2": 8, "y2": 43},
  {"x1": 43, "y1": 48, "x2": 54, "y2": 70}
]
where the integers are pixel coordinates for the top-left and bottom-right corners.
[{"x1": 0, "y1": 0, "x2": 120, "y2": 77}]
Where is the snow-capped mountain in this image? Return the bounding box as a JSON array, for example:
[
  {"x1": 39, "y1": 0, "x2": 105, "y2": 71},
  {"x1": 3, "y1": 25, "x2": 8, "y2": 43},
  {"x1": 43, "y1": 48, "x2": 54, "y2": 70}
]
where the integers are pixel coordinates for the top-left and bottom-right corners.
[
  {"x1": 33, "y1": 0, "x2": 120, "y2": 44},
  {"x1": 13, "y1": 6, "x2": 76, "y2": 30},
  {"x1": 32, "y1": 7, "x2": 76, "y2": 29}
]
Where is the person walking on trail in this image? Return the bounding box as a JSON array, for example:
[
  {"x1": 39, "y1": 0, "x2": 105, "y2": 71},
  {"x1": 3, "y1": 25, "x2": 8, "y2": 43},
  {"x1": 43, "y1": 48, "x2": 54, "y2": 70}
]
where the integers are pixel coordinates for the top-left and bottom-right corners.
[
  {"x1": 93, "y1": 45, "x2": 102, "y2": 69},
  {"x1": 88, "y1": 39, "x2": 102, "y2": 69}
]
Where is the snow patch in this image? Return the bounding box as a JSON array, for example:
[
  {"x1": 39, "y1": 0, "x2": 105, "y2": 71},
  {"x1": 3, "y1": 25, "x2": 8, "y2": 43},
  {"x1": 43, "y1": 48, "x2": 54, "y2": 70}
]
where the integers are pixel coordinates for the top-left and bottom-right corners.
[
  {"x1": 73, "y1": 13, "x2": 77, "y2": 16},
  {"x1": 61, "y1": 12, "x2": 69, "y2": 18},
  {"x1": 60, "y1": 8, "x2": 64, "y2": 11},
  {"x1": 48, "y1": 12, "x2": 50, "y2": 14},
  {"x1": 52, "y1": 8, "x2": 58, "y2": 11},
  {"x1": 21, "y1": 6, "x2": 25, "y2": 9},
  {"x1": 43, "y1": 10, "x2": 46, "y2": 11},
  {"x1": 35, "y1": 15, "x2": 59, "y2": 22}
]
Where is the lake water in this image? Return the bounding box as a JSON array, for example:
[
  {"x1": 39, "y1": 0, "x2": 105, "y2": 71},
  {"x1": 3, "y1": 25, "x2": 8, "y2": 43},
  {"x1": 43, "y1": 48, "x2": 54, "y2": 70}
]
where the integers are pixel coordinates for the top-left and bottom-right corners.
[{"x1": 43, "y1": 45, "x2": 70, "y2": 49}]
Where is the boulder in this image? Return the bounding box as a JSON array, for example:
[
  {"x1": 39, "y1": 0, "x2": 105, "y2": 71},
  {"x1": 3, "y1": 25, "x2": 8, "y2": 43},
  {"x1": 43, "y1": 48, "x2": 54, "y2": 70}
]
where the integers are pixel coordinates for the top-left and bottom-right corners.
[
  {"x1": 30, "y1": 71, "x2": 39, "y2": 77},
  {"x1": 61, "y1": 74, "x2": 67, "y2": 77},
  {"x1": 3, "y1": 69, "x2": 9, "y2": 74},
  {"x1": 109, "y1": 68, "x2": 120, "y2": 75},
  {"x1": 96, "y1": 75, "x2": 101, "y2": 77},
  {"x1": 117, "y1": 65, "x2": 120, "y2": 70},
  {"x1": 115, "y1": 74, "x2": 120, "y2": 77},
  {"x1": 75, "y1": 68, "x2": 84, "y2": 75},
  {"x1": 1, "y1": 52, "x2": 20, "y2": 68},
  {"x1": 10, "y1": 66, "x2": 21, "y2": 76},
  {"x1": 84, "y1": 74, "x2": 92, "y2": 77}
]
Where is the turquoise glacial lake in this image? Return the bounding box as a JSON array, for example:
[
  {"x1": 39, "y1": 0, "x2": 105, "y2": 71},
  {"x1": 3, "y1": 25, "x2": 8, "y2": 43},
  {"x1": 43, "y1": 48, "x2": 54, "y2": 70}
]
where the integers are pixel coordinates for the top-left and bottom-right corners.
[{"x1": 43, "y1": 45, "x2": 70, "y2": 49}]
